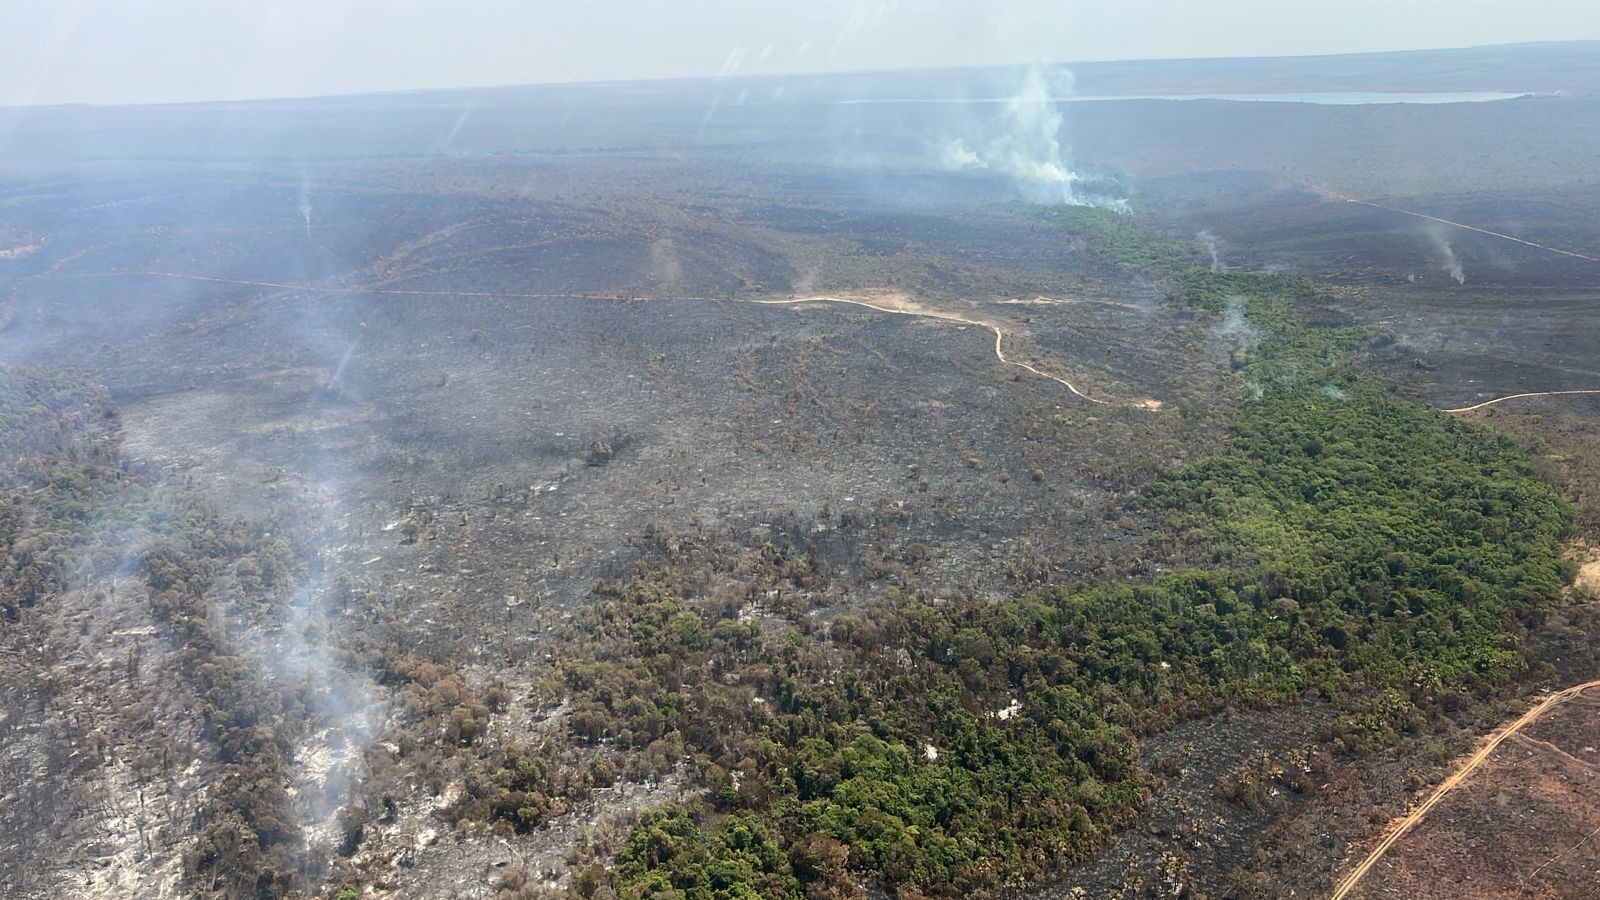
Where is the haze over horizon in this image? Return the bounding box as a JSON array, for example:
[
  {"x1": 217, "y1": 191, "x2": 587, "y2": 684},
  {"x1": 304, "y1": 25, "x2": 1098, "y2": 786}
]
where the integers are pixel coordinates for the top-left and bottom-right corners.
[{"x1": 6, "y1": 0, "x2": 1600, "y2": 107}]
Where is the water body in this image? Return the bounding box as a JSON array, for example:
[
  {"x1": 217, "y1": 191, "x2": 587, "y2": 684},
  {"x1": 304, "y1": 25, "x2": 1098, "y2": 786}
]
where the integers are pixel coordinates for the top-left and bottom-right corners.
[{"x1": 838, "y1": 91, "x2": 1529, "y2": 106}]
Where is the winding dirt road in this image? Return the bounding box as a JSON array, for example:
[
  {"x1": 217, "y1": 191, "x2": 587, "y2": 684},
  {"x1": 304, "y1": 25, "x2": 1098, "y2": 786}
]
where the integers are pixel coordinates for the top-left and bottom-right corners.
[
  {"x1": 61, "y1": 271, "x2": 1155, "y2": 408},
  {"x1": 750, "y1": 295, "x2": 1124, "y2": 405},
  {"x1": 52, "y1": 270, "x2": 1600, "y2": 416},
  {"x1": 1443, "y1": 390, "x2": 1600, "y2": 414},
  {"x1": 1330, "y1": 680, "x2": 1600, "y2": 900}
]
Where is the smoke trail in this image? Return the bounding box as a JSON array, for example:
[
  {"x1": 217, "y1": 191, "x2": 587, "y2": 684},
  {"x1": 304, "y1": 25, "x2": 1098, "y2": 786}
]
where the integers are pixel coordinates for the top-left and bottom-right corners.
[
  {"x1": 1197, "y1": 230, "x2": 1223, "y2": 271},
  {"x1": 1213, "y1": 295, "x2": 1259, "y2": 352},
  {"x1": 298, "y1": 171, "x2": 313, "y2": 236},
  {"x1": 276, "y1": 574, "x2": 375, "y2": 852},
  {"x1": 280, "y1": 331, "x2": 376, "y2": 856},
  {"x1": 1426, "y1": 225, "x2": 1465, "y2": 284},
  {"x1": 649, "y1": 238, "x2": 683, "y2": 286}
]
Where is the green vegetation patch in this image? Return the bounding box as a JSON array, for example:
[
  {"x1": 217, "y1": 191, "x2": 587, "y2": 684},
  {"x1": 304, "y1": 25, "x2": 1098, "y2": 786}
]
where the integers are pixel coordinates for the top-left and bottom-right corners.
[{"x1": 1055, "y1": 206, "x2": 1205, "y2": 271}]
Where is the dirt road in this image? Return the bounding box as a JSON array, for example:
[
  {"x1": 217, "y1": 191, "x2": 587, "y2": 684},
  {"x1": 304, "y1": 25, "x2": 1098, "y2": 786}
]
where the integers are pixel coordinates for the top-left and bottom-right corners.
[
  {"x1": 750, "y1": 295, "x2": 1125, "y2": 405},
  {"x1": 59, "y1": 271, "x2": 1160, "y2": 408},
  {"x1": 1330, "y1": 680, "x2": 1600, "y2": 900},
  {"x1": 1443, "y1": 389, "x2": 1600, "y2": 414}
]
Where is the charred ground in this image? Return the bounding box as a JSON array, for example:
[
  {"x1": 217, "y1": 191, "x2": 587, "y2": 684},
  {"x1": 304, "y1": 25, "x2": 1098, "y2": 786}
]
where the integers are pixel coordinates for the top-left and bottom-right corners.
[{"x1": 4, "y1": 44, "x2": 1600, "y2": 900}]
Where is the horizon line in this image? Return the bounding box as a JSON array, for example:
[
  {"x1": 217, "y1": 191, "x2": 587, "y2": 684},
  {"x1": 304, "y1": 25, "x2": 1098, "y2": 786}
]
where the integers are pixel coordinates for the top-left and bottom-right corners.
[{"x1": 3, "y1": 38, "x2": 1595, "y2": 113}]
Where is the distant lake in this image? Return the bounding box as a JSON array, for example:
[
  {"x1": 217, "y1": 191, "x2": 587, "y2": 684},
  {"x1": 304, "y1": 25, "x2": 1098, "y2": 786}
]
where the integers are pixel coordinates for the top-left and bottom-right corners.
[{"x1": 837, "y1": 91, "x2": 1529, "y2": 106}]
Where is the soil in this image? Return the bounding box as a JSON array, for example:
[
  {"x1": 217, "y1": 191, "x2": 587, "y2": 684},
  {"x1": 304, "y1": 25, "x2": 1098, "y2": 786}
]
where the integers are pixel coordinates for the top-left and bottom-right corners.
[{"x1": 1341, "y1": 690, "x2": 1600, "y2": 899}]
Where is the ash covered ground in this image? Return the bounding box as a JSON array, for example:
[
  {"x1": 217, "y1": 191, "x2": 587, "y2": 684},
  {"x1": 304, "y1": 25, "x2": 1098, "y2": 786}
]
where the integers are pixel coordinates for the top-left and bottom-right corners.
[{"x1": 4, "y1": 44, "x2": 1600, "y2": 900}]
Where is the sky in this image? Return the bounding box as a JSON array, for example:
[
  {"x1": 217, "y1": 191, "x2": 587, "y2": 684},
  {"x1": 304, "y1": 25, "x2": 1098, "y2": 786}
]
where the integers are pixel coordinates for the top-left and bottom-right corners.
[{"x1": 4, "y1": 0, "x2": 1598, "y2": 106}]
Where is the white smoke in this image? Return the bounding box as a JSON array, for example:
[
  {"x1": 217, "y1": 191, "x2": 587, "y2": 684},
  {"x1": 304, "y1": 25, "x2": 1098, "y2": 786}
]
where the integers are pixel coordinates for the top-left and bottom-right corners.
[
  {"x1": 938, "y1": 141, "x2": 982, "y2": 169},
  {"x1": 1214, "y1": 294, "x2": 1260, "y2": 376},
  {"x1": 649, "y1": 237, "x2": 683, "y2": 286},
  {"x1": 280, "y1": 332, "x2": 377, "y2": 852},
  {"x1": 276, "y1": 578, "x2": 376, "y2": 850},
  {"x1": 1426, "y1": 225, "x2": 1465, "y2": 284},
  {"x1": 1197, "y1": 230, "x2": 1223, "y2": 271},
  {"x1": 1214, "y1": 295, "x2": 1259, "y2": 351},
  {"x1": 298, "y1": 171, "x2": 313, "y2": 236},
  {"x1": 937, "y1": 67, "x2": 1122, "y2": 208}
]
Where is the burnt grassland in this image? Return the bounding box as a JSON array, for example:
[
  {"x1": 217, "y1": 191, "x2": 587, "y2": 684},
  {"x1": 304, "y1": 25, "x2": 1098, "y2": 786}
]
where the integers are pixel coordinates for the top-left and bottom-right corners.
[
  {"x1": 335, "y1": 218, "x2": 1577, "y2": 899},
  {"x1": 0, "y1": 160, "x2": 1227, "y2": 661},
  {"x1": 1, "y1": 191, "x2": 1587, "y2": 900},
  {"x1": 4, "y1": 88, "x2": 1600, "y2": 898},
  {"x1": 2, "y1": 161, "x2": 1232, "y2": 899},
  {"x1": 0, "y1": 366, "x2": 338, "y2": 897}
]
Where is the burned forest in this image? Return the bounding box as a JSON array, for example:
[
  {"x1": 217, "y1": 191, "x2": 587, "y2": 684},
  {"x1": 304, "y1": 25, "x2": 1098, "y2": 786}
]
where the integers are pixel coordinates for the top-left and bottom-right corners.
[{"x1": 5, "y1": 35, "x2": 1600, "y2": 900}]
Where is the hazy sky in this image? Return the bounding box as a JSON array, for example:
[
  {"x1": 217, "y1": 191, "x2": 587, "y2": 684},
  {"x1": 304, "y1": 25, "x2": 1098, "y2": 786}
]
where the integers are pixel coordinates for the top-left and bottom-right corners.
[{"x1": 5, "y1": 0, "x2": 1598, "y2": 106}]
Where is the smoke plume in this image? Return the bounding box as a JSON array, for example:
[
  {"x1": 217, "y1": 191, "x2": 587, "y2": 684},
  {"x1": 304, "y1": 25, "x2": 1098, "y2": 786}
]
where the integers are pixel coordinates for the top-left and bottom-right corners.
[
  {"x1": 298, "y1": 171, "x2": 314, "y2": 236},
  {"x1": 1426, "y1": 225, "x2": 1465, "y2": 284},
  {"x1": 937, "y1": 68, "x2": 1123, "y2": 209},
  {"x1": 279, "y1": 327, "x2": 377, "y2": 852},
  {"x1": 1214, "y1": 295, "x2": 1259, "y2": 351},
  {"x1": 1197, "y1": 230, "x2": 1223, "y2": 271}
]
